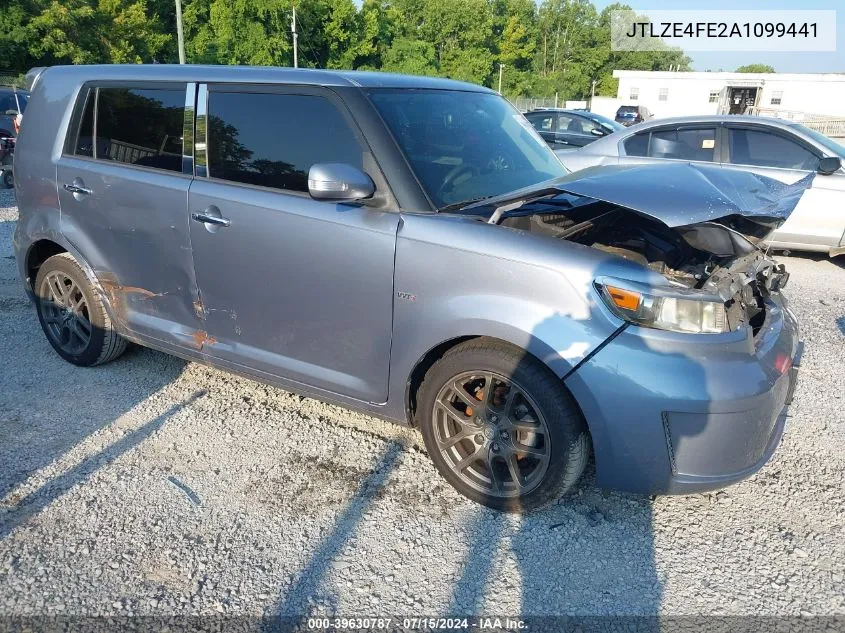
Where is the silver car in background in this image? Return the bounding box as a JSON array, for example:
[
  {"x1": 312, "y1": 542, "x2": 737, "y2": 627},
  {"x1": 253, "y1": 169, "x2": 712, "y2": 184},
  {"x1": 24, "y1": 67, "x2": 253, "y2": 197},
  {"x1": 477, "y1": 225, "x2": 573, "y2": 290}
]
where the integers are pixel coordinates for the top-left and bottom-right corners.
[{"x1": 556, "y1": 115, "x2": 845, "y2": 257}]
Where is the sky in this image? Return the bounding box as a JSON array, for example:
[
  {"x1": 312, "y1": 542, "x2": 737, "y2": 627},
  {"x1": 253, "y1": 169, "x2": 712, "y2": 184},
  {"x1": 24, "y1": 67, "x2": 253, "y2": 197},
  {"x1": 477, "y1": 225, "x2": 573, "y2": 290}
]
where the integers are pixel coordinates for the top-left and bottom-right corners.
[{"x1": 593, "y1": 0, "x2": 844, "y2": 73}]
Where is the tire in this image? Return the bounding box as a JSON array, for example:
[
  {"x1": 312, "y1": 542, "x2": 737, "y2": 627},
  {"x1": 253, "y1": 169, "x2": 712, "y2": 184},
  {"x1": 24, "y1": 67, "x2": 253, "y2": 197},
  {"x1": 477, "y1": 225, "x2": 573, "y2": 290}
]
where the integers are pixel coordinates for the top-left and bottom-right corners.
[
  {"x1": 417, "y1": 338, "x2": 590, "y2": 513},
  {"x1": 1, "y1": 170, "x2": 11, "y2": 189},
  {"x1": 34, "y1": 252, "x2": 127, "y2": 366}
]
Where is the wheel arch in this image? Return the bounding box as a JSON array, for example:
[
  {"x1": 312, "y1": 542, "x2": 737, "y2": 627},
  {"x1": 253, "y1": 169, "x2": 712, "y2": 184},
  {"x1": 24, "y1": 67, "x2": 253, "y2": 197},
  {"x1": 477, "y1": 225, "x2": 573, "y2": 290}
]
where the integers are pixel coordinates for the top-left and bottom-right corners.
[
  {"x1": 404, "y1": 334, "x2": 591, "y2": 434},
  {"x1": 25, "y1": 238, "x2": 68, "y2": 291}
]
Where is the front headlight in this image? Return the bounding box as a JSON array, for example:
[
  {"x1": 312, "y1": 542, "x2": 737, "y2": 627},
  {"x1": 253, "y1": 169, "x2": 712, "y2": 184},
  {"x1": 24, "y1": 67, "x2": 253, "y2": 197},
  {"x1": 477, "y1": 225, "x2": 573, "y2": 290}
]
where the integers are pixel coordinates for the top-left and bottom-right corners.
[{"x1": 597, "y1": 279, "x2": 729, "y2": 334}]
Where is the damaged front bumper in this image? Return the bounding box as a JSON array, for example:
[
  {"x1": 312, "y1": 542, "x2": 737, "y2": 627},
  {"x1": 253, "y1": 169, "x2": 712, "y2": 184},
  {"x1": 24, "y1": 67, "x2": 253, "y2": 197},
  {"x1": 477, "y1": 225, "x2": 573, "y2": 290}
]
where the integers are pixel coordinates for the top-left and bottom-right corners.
[{"x1": 564, "y1": 294, "x2": 801, "y2": 495}]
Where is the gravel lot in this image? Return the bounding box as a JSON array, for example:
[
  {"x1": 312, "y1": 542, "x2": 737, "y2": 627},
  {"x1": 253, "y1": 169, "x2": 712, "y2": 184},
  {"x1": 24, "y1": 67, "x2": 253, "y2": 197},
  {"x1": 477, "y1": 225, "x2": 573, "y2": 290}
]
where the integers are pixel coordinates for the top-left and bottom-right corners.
[{"x1": 0, "y1": 186, "x2": 843, "y2": 621}]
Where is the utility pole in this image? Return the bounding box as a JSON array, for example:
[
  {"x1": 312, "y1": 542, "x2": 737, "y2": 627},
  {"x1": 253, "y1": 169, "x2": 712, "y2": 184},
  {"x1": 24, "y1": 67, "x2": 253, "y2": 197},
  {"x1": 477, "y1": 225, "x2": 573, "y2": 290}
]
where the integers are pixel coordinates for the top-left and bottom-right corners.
[
  {"x1": 291, "y1": 4, "x2": 299, "y2": 69},
  {"x1": 591, "y1": 79, "x2": 597, "y2": 100},
  {"x1": 175, "y1": 0, "x2": 185, "y2": 64},
  {"x1": 498, "y1": 64, "x2": 504, "y2": 94}
]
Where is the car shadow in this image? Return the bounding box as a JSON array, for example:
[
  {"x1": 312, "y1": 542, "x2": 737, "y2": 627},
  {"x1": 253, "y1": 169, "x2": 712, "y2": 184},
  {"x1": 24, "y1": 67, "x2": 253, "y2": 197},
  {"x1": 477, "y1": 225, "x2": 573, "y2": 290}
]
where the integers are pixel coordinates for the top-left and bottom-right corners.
[
  {"x1": 0, "y1": 217, "x2": 190, "y2": 540},
  {"x1": 263, "y1": 440, "x2": 406, "y2": 630}
]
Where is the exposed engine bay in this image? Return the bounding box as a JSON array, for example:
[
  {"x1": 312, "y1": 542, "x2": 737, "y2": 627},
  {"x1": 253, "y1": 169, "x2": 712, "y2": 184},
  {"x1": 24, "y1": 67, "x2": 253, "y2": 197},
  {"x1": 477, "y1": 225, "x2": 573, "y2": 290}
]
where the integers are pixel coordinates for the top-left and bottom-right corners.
[{"x1": 500, "y1": 203, "x2": 790, "y2": 334}]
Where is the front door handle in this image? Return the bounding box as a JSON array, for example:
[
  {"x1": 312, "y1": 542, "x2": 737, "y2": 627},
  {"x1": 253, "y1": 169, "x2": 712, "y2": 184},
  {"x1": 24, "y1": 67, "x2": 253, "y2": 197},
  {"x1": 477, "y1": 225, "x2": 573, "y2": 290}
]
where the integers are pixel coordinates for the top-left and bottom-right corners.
[
  {"x1": 63, "y1": 180, "x2": 92, "y2": 196},
  {"x1": 192, "y1": 212, "x2": 231, "y2": 227}
]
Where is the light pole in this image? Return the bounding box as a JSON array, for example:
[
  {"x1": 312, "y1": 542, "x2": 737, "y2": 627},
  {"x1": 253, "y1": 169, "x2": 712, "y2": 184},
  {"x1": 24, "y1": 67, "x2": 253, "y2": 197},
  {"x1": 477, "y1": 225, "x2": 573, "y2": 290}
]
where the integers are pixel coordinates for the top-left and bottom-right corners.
[
  {"x1": 175, "y1": 0, "x2": 185, "y2": 64},
  {"x1": 291, "y1": 4, "x2": 299, "y2": 68},
  {"x1": 498, "y1": 63, "x2": 505, "y2": 94}
]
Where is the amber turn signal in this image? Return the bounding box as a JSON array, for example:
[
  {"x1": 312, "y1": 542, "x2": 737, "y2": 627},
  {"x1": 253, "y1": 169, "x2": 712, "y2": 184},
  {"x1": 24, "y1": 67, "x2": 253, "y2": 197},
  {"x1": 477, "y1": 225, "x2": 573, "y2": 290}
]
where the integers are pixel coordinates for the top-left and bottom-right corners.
[{"x1": 606, "y1": 286, "x2": 641, "y2": 311}]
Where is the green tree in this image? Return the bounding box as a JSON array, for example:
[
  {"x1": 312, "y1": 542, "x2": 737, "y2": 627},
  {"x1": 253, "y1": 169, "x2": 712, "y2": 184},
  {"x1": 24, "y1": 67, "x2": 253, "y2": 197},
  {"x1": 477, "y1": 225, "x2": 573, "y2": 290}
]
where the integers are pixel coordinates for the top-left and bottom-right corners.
[
  {"x1": 380, "y1": 37, "x2": 437, "y2": 76},
  {"x1": 735, "y1": 63, "x2": 775, "y2": 73},
  {"x1": 0, "y1": 1, "x2": 37, "y2": 74},
  {"x1": 182, "y1": 0, "x2": 291, "y2": 65},
  {"x1": 27, "y1": 0, "x2": 170, "y2": 65}
]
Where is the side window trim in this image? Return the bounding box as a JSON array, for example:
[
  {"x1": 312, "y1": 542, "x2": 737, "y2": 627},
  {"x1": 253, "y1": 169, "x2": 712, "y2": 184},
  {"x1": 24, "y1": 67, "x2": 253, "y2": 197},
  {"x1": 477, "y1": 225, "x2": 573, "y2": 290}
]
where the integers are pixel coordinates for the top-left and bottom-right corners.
[
  {"x1": 182, "y1": 82, "x2": 196, "y2": 176},
  {"x1": 195, "y1": 83, "x2": 208, "y2": 178},
  {"x1": 91, "y1": 87, "x2": 99, "y2": 159}
]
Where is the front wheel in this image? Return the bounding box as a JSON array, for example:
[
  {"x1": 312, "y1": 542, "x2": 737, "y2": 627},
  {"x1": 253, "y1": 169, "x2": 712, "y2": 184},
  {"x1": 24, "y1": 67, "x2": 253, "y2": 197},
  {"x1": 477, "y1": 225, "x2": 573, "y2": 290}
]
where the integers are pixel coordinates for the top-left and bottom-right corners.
[{"x1": 416, "y1": 339, "x2": 590, "y2": 513}]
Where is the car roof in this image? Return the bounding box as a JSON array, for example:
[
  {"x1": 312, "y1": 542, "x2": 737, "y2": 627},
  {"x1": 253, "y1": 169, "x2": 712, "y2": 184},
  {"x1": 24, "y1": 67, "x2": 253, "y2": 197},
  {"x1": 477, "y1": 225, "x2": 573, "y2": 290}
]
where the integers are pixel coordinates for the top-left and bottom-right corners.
[
  {"x1": 36, "y1": 64, "x2": 494, "y2": 93},
  {"x1": 622, "y1": 114, "x2": 802, "y2": 131},
  {"x1": 525, "y1": 108, "x2": 590, "y2": 115}
]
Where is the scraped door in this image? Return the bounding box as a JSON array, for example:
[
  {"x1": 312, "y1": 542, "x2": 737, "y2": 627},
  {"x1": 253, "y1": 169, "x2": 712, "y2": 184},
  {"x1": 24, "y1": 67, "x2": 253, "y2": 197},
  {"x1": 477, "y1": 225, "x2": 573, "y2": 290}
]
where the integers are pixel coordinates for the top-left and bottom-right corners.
[
  {"x1": 57, "y1": 83, "x2": 201, "y2": 346},
  {"x1": 187, "y1": 84, "x2": 400, "y2": 403}
]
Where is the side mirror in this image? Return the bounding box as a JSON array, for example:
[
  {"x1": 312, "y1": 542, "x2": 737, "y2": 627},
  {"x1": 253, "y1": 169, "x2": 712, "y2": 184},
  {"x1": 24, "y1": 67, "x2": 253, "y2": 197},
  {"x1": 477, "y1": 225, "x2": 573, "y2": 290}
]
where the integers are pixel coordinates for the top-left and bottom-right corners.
[
  {"x1": 308, "y1": 163, "x2": 375, "y2": 202},
  {"x1": 590, "y1": 128, "x2": 606, "y2": 137},
  {"x1": 818, "y1": 156, "x2": 841, "y2": 175}
]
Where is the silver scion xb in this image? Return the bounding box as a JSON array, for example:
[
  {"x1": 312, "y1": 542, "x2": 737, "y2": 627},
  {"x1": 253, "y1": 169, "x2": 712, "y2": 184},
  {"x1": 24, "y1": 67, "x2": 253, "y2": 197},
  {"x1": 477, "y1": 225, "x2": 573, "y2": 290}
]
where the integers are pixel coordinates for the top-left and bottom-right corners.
[{"x1": 14, "y1": 65, "x2": 804, "y2": 512}]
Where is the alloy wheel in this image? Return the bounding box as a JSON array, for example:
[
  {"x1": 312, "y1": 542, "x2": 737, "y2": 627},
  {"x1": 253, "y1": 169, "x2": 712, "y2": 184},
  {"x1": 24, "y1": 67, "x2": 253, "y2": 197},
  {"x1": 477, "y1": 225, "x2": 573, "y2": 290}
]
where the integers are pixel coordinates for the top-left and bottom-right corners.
[
  {"x1": 432, "y1": 371, "x2": 552, "y2": 498},
  {"x1": 39, "y1": 271, "x2": 93, "y2": 356}
]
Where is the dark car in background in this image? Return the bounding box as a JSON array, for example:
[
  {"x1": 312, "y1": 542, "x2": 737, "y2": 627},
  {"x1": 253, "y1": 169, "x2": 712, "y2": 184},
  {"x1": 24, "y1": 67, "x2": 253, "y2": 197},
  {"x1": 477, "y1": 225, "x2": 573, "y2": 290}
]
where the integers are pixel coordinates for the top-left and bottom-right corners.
[
  {"x1": 0, "y1": 86, "x2": 29, "y2": 138},
  {"x1": 524, "y1": 108, "x2": 623, "y2": 150},
  {"x1": 615, "y1": 105, "x2": 652, "y2": 127},
  {"x1": 0, "y1": 86, "x2": 27, "y2": 188}
]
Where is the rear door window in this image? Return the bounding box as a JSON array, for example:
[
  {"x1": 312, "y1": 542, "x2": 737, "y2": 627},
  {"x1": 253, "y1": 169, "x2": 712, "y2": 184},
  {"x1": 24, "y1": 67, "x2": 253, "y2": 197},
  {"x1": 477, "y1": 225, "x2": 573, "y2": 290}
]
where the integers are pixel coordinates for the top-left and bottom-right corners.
[
  {"x1": 70, "y1": 85, "x2": 186, "y2": 173},
  {"x1": 728, "y1": 128, "x2": 818, "y2": 170},
  {"x1": 558, "y1": 114, "x2": 602, "y2": 135},
  {"x1": 204, "y1": 90, "x2": 364, "y2": 192},
  {"x1": 648, "y1": 128, "x2": 716, "y2": 162}
]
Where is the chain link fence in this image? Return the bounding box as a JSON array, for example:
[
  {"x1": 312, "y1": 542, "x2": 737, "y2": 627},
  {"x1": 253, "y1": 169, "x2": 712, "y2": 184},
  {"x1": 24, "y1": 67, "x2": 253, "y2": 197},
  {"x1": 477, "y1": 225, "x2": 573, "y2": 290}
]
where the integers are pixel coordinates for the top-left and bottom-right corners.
[
  {"x1": 0, "y1": 72, "x2": 26, "y2": 88},
  {"x1": 510, "y1": 96, "x2": 562, "y2": 112}
]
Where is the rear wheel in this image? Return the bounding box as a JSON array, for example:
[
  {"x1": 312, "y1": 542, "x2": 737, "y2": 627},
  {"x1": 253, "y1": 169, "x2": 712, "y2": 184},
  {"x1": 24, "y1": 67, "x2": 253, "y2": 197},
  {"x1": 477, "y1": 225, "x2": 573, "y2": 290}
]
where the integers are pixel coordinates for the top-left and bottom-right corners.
[
  {"x1": 1, "y1": 169, "x2": 11, "y2": 189},
  {"x1": 34, "y1": 253, "x2": 127, "y2": 366},
  {"x1": 417, "y1": 339, "x2": 589, "y2": 512}
]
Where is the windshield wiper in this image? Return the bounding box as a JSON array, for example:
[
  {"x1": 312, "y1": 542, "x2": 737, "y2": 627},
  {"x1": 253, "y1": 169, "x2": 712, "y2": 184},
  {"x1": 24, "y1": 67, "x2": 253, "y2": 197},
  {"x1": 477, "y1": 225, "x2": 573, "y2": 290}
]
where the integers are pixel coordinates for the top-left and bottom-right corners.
[{"x1": 437, "y1": 196, "x2": 495, "y2": 214}]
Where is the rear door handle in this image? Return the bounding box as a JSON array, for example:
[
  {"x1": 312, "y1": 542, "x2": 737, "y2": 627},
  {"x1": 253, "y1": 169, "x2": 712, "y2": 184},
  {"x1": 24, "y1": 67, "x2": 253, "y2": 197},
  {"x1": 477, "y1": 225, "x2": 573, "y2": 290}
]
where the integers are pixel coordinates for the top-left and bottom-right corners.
[
  {"x1": 191, "y1": 212, "x2": 231, "y2": 227},
  {"x1": 63, "y1": 183, "x2": 92, "y2": 195}
]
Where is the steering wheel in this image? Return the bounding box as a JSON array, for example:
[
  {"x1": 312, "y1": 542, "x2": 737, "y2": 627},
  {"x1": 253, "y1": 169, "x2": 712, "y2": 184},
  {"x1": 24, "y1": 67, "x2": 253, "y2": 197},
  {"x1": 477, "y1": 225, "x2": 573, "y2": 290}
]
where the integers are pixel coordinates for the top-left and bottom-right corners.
[
  {"x1": 439, "y1": 163, "x2": 480, "y2": 197},
  {"x1": 486, "y1": 151, "x2": 514, "y2": 172}
]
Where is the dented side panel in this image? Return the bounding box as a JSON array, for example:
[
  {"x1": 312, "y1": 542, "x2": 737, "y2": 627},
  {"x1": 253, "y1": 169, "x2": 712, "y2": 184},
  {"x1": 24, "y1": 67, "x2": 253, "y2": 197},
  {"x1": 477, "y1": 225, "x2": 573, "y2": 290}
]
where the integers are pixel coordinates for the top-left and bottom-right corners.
[{"x1": 57, "y1": 156, "x2": 203, "y2": 346}]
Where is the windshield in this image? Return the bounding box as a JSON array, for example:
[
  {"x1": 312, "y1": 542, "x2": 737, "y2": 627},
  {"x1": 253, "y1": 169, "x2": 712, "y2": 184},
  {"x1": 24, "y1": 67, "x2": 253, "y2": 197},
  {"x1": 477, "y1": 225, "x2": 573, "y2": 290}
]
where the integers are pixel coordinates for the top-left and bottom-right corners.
[
  {"x1": 368, "y1": 89, "x2": 566, "y2": 209},
  {"x1": 795, "y1": 124, "x2": 845, "y2": 158},
  {"x1": 0, "y1": 91, "x2": 27, "y2": 114},
  {"x1": 617, "y1": 106, "x2": 638, "y2": 115}
]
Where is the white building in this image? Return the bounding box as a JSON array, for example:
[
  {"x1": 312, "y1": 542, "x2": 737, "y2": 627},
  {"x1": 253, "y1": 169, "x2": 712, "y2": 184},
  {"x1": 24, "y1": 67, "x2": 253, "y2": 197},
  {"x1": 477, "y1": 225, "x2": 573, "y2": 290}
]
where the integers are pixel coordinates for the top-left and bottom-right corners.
[{"x1": 609, "y1": 70, "x2": 845, "y2": 121}]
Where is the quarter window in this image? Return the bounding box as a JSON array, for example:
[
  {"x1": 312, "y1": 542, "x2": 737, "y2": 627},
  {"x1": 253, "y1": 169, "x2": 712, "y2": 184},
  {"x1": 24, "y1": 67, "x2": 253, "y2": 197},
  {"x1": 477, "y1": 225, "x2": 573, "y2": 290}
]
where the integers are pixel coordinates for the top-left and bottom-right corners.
[
  {"x1": 205, "y1": 91, "x2": 363, "y2": 192},
  {"x1": 74, "y1": 86, "x2": 186, "y2": 172},
  {"x1": 624, "y1": 133, "x2": 649, "y2": 157},
  {"x1": 527, "y1": 113, "x2": 554, "y2": 132},
  {"x1": 648, "y1": 128, "x2": 716, "y2": 162},
  {"x1": 728, "y1": 128, "x2": 818, "y2": 170}
]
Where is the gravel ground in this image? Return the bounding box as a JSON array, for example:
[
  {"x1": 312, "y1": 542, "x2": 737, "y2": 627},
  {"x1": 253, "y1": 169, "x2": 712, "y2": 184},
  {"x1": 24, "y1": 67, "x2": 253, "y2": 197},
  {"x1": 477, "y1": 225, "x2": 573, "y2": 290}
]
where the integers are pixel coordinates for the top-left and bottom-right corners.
[{"x1": 0, "y1": 186, "x2": 843, "y2": 621}]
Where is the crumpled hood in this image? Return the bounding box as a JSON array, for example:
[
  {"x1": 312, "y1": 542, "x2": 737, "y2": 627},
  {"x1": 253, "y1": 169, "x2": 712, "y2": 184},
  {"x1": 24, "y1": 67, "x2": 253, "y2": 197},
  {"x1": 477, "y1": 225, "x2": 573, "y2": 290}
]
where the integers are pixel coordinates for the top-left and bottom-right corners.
[{"x1": 552, "y1": 162, "x2": 814, "y2": 240}]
